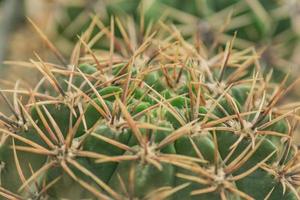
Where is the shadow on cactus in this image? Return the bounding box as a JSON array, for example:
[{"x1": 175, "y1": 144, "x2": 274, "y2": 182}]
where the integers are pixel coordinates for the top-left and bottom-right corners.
[{"x1": 0, "y1": 13, "x2": 300, "y2": 200}]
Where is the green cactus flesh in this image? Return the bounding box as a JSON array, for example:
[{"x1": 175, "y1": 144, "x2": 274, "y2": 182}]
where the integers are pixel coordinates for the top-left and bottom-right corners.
[{"x1": 0, "y1": 8, "x2": 300, "y2": 200}]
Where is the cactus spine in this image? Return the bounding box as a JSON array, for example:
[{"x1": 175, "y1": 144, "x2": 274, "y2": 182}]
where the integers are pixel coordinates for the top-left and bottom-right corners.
[{"x1": 0, "y1": 4, "x2": 300, "y2": 200}]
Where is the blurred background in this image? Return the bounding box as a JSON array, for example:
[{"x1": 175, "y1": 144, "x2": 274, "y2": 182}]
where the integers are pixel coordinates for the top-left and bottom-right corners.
[{"x1": 0, "y1": 0, "x2": 300, "y2": 138}]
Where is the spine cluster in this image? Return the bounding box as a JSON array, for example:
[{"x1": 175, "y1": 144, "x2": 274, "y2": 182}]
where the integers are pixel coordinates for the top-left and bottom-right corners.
[{"x1": 0, "y1": 2, "x2": 300, "y2": 199}]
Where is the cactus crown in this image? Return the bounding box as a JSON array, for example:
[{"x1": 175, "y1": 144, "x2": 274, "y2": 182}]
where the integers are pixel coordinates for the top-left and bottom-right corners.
[{"x1": 0, "y1": 6, "x2": 300, "y2": 200}]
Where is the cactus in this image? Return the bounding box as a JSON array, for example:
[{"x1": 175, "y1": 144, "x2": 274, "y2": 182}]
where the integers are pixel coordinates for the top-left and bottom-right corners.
[
  {"x1": 48, "y1": 0, "x2": 300, "y2": 101},
  {"x1": 0, "y1": 8, "x2": 300, "y2": 200},
  {"x1": 52, "y1": 0, "x2": 300, "y2": 81}
]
